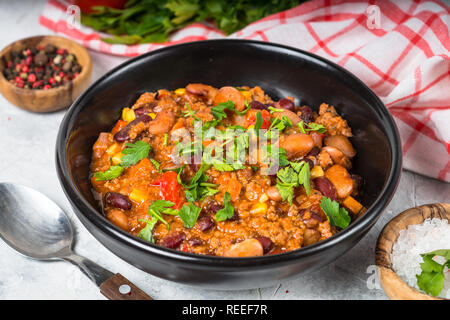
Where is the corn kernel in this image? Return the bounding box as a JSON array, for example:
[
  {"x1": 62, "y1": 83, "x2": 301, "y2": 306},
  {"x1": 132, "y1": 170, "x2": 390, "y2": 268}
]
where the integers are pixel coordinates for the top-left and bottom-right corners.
[
  {"x1": 106, "y1": 143, "x2": 121, "y2": 156},
  {"x1": 148, "y1": 112, "x2": 157, "y2": 119},
  {"x1": 241, "y1": 90, "x2": 252, "y2": 101},
  {"x1": 259, "y1": 193, "x2": 269, "y2": 203},
  {"x1": 250, "y1": 202, "x2": 268, "y2": 215},
  {"x1": 111, "y1": 153, "x2": 123, "y2": 165},
  {"x1": 122, "y1": 108, "x2": 136, "y2": 122},
  {"x1": 247, "y1": 124, "x2": 255, "y2": 130},
  {"x1": 311, "y1": 165, "x2": 324, "y2": 178},
  {"x1": 175, "y1": 88, "x2": 186, "y2": 95},
  {"x1": 129, "y1": 188, "x2": 148, "y2": 203}
]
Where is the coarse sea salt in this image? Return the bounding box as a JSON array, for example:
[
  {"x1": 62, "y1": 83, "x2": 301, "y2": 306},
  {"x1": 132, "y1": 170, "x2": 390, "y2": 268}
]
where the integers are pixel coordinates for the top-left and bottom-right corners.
[{"x1": 391, "y1": 218, "x2": 450, "y2": 299}]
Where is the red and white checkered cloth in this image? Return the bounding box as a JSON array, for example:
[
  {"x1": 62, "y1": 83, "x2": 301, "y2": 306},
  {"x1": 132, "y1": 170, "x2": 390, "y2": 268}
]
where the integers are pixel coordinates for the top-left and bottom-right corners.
[{"x1": 40, "y1": 0, "x2": 450, "y2": 182}]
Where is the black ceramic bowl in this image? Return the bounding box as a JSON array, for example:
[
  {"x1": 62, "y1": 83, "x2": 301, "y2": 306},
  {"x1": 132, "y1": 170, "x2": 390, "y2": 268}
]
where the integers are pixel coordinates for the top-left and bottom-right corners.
[{"x1": 56, "y1": 40, "x2": 401, "y2": 289}]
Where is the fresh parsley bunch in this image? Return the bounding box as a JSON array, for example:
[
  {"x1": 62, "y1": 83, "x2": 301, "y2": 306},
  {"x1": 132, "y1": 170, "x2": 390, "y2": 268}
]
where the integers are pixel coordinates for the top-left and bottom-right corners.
[{"x1": 81, "y1": 0, "x2": 305, "y2": 44}]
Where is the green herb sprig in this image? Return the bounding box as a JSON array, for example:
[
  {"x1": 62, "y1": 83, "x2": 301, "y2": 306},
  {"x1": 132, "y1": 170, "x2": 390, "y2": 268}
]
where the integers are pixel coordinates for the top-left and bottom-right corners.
[
  {"x1": 320, "y1": 197, "x2": 350, "y2": 229},
  {"x1": 416, "y1": 249, "x2": 450, "y2": 297}
]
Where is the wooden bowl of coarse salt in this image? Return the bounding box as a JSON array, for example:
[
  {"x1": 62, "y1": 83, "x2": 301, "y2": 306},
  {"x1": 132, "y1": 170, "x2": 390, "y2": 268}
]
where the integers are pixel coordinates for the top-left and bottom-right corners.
[{"x1": 376, "y1": 203, "x2": 450, "y2": 300}]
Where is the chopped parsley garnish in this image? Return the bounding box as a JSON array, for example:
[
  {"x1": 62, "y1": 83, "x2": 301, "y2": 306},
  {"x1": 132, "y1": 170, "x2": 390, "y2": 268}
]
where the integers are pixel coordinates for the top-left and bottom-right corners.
[
  {"x1": 296, "y1": 161, "x2": 311, "y2": 195},
  {"x1": 178, "y1": 202, "x2": 202, "y2": 228},
  {"x1": 416, "y1": 249, "x2": 450, "y2": 297},
  {"x1": 163, "y1": 133, "x2": 168, "y2": 146},
  {"x1": 184, "y1": 165, "x2": 219, "y2": 202},
  {"x1": 138, "y1": 218, "x2": 158, "y2": 243},
  {"x1": 298, "y1": 121, "x2": 326, "y2": 133},
  {"x1": 265, "y1": 115, "x2": 292, "y2": 139},
  {"x1": 120, "y1": 141, "x2": 151, "y2": 167},
  {"x1": 268, "y1": 106, "x2": 284, "y2": 113},
  {"x1": 182, "y1": 103, "x2": 201, "y2": 121},
  {"x1": 149, "y1": 158, "x2": 160, "y2": 171},
  {"x1": 253, "y1": 111, "x2": 264, "y2": 134},
  {"x1": 216, "y1": 192, "x2": 234, "y2": 222},
  {"x1": 147, "y1": 200, "x2": 178, "y2": 230},
  {"x1": 93, "y1": 165, "x2": 124, "y2": 181},
  {"x1": 94, "y1": 140, "x2": 151, "y2": 181},
  {"x1": 275, "y1": 160, "x2": 311, "y2": 203},
  {"x1": 211, "y1": 100, "x2": 250, "y2": 121},
  {"x1": 320, "y1": 197, "x2": 350, "y2": 229},
  {"x1": 275, "y1": 166, "x2": 298, "y2": 205}
]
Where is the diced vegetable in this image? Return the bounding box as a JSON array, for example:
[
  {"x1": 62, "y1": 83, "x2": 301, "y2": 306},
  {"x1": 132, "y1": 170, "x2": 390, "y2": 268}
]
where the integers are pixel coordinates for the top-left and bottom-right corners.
[
  {"x1": 342, "y1": 196, "x2": 363, "y2": 215},
  {"x1": 129, "y1": 188, "x2": 149, "y2": 203},
  {"x1": 250, "y1": 202, "x2": 268, "y2": 215},
  {"x1": 311, "y1": 165, "x2": 324, "y2": 178},
  {"x1": 122, "y1": 107, "x2": 136, "y2": 122},
  {"x1": 151, "y1": 171, "x2": 185, "y2": 209}
]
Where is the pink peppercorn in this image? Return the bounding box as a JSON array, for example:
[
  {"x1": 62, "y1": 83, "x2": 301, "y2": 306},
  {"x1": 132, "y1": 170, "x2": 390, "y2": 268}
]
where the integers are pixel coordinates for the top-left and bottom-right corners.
[{"x1": 27, "y1": 73, "x2": 36, "y2": 83}]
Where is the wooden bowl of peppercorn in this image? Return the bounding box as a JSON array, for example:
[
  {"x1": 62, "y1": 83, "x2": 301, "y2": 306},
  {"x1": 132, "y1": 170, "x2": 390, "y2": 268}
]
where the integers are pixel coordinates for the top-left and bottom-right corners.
[{"x1": 0, "y1": 35, "x2": 92, "y2": 113}]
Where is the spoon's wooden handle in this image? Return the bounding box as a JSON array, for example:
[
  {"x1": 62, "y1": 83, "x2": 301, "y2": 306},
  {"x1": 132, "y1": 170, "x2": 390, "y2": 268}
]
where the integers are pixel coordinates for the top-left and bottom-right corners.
[{"x1": 99, "y1": 273, "x2": 153, "y2": 300}]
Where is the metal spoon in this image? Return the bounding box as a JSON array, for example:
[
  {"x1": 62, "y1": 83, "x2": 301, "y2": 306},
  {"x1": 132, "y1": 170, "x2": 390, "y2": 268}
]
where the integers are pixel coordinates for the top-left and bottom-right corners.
[{"x1": 0, "y1": 183, "x2": 152, "y2": 300}]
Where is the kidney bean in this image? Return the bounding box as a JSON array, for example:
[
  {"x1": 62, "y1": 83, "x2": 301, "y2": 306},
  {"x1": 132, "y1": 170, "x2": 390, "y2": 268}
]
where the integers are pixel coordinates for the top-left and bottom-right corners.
[
  {"x1": 189, "y1": 155, "x2": 201, "y2": 172},
  {"x1": 229, "y1": 210, "x2": 240, "y2": 221},
  {"x1": 114, "y1": 114, "x2": 152, "y2": 142},
  {"x1": 105, "y1": 192, "x2": 132, "y2": 210},
  {"x1": 134, "y1": 107, "x2": 148, "y2": 117},
  {"x1": 249, "y1": 100, "x2": 269, "y2": 110},
  {"x1": 197, "y1": 215, "x2": 215, "y2": 232},
  {"x1": 299, "y1": 106, "x2": 313, "y2": 123},
  {"x1": 186, "y1": 83, "x2": 218, "y2": 98},
  {"x1": 106, "y1": 209, "x2": 129, "y2": 231},
  {"x1": 307, "y1": 147, "x2": 321, "y2": 157},
  {"x1": 280, "y1": 134, "x2": 314, "y2": 159},
  {"x1": 351, "y1": 174, "x2": 364, "y2": 197},
  {"x1": 301, "y1": 157, "x2": 314, "y2": 169},
  {"x1": 207, "y1": 202, "x2": 223, "y2": 214},
  {"x1": 255, "y1": 237, "x2": 273, "y2": 254},
  {"x1": 313, "y1": 177, "x2": 337, "y2": 200},
  {"x1": 303, "y1": 229, "x2": 320, "y2": 246},
  {"x1": 324, "y1": 135, "x2": 356, "y2": 158},
  {"x1": 325, "y1": 164, "x2": 354, "y2": 199},
  {"x1": 160, "y1": 232, "x2": 186, "y2": 249},
  {"x1": 278, "y1": 98, "x2": 295, "y2": 111},
  {"x1": 223, "y1": 239, "x2": 264, "y2": 257},
  {"x1": 188, "y1": 237, "x2": 203, "y2": 247},
  {"x1": 266, "y1": 186, "x2": 282, "y2": 202}
]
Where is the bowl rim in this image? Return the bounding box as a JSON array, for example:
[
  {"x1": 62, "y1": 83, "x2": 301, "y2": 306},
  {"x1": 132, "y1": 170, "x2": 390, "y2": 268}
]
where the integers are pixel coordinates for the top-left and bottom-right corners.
[
  {"x1": 0, "y1": 35, "x2": 92, "y2": 95},
  {"x1": 56, "y1": 39, "x2": 402, "y2": 267}
]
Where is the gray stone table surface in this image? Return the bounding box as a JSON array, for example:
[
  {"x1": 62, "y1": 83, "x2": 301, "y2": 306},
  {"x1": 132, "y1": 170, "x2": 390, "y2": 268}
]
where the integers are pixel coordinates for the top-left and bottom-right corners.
[{"x1": 0, "y1": 0, "x2": 449, "y2": 300}]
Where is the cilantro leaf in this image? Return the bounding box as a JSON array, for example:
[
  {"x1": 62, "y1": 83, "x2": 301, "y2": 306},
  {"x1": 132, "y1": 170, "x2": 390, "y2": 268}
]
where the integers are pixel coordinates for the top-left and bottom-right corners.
[
  {"x1": 216, "y1": 192, "x2": 234, "y2": 222},
  {"x1": 149, "y1": 158, "x2": 160, "y2": 171},
  {"x1": 184, "y1": 165, "x2": 218, "y2": 201},
  {"x1": 138, "y1": 218, "x2": 158, "y2": 243},
  {"x1": 211, "y1": 100, "x2": 250, "y2": 121},
  {"x1": 253, "y1": 111, "x2": 263, "y2": 135},
  {"x1": 275, "y1": 167, "x2": 299, "y2": 205},
  {"x1": 93, "y1": 166, "x2": 124, "y2": 181},
  {"x1": 178, "y1": 202, "x2": 202, "y2": 228},
  {"x1": 306, "y1": 122, "x2": 326, "y2": 133},
  {"x1": 120, "y1": 141, "x2": 151, "y2": 167},
  {"x1": 298, "y1": 121, "x2": 326, "y2": 134},
  {"x1": 276, "y1": 182, "x2": 295, "y2": 205},
  {"x1": 147, "y1": 200, "x2": 177, "y2": 230},
  {"x1": 416, "y1": 249, "x2": 450, "y2": 297},
  {"x1": 298, "y1": 161, "x2": 311, "y2": 195},
  {"x1": 416, "y1": 255, "x2": 445, "y2": 297},
  {"x1": 320, "y1": 197, "x2": 351, "y2": 229}
]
